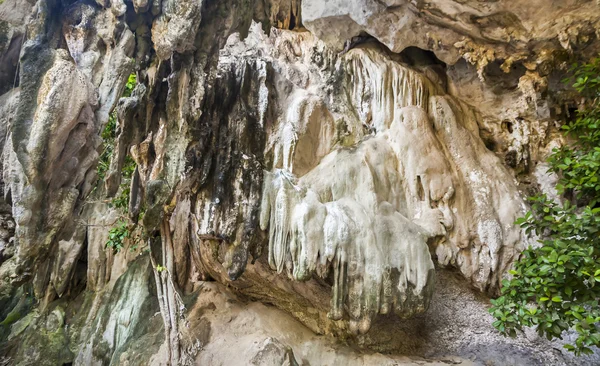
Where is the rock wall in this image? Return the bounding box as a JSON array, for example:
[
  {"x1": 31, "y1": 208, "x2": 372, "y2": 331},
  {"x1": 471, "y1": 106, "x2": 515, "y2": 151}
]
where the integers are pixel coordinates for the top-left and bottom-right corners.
[{"x1": 0, "y1": 0, "x2": 599, "y2": 365}]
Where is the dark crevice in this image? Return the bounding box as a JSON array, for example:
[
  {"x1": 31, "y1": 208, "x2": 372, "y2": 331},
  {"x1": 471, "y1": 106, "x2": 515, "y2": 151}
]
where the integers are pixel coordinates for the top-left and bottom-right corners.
[
  {"x1": 482, "y1": 59, "x2": 527, "y2": 94},
  {"x1": 288, "y1": 9, "x2": 297, "y2": 30},
  {"x1": 343, "y1": 32, "x2": 379, "y2": 53},
  {"x1": 483, "y1": 138, "x2": 497, "y2": 152},
  {"x1": 399, "y1": 46, "x2": 447, "y2": 69},
  {"x1": 501, "y1": 120, "x2": 514, "y2": 134},
  {"x1": 416, "y1": 175, "x2": 425, "y2": 201},
  {"x1": 345, "y1": 41, "x2": 450, "y2": 91},
  {"x1": 0, "y1": 34, "x2": 24, "y2": 95}
]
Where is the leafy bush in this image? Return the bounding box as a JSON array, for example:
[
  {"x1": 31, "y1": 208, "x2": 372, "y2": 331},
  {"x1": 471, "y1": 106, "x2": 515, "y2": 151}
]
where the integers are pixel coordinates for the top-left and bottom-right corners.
[
  {"x1": 111, "y1": 186, "x2": 130, "y2": 211},
  {"x1": 490, "y1": 59, "x2": 600, "y2": 355},
  {"x1": 106, "y1": 220, "x2": 130, "y2": 253}
]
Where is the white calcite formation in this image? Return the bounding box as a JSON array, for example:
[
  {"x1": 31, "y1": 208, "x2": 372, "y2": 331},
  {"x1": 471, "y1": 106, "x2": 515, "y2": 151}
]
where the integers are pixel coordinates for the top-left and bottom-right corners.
[{"x1": 258, "y1": 35, "x2": 527, "y2": 332}]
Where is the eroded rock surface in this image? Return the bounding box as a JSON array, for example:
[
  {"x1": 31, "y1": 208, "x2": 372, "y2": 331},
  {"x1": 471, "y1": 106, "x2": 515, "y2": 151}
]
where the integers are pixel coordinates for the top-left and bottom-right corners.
[
  {"x1": 0, "y1": 0, "x2": 599, "y2": 365},
  {"x1": 302, "y1": 0, "x2": 600, "y2": 65}
]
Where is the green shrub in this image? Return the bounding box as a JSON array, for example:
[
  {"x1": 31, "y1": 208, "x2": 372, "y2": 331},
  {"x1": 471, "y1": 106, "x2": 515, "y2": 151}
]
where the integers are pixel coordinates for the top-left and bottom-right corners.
[
  {"x1": 490, "y1": 58, "x2": 600, "y2": 355},
  {"x1": 106, "y1": 220, "x2": 129, "y2": 253}
]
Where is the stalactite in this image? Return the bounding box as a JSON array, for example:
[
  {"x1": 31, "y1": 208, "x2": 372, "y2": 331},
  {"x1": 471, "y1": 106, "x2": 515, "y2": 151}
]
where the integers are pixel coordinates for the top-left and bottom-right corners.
[
  {"x1": 260, "y1": 138, "x2": 438, "y2": 333},
  {"x1": 260, "y1": 41, "x2": 527, "y2": 332},
  {"x1": 345, "y1": 47, "x2": 439, "y2": 132}
]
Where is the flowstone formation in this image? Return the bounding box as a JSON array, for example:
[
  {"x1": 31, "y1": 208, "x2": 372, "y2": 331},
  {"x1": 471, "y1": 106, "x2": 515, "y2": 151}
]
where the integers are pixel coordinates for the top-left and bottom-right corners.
[
  {"x1": 258, "y1": 40, "x2": 526, "y2": 332},
  {"x1": 1, "y1": 0, "x2": 600, "y2": 365}
]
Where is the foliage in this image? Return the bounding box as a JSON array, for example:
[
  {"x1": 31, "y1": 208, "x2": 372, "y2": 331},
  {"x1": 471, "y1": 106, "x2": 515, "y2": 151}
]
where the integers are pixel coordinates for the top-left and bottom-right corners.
[
  {"x1": 105, "y1": 216, "x2": 148, "y2": 254},
  {"x1": 490, "y1": 58, "x2": 600, "y2": 355},
  {"x1": 106, "y1": 220, "x2": 130, "y2": 253},
  {"x1": 97, "y1": 113, "x2": 116, "y2": 180},
  {"x1": 102, "y1": 73, "x2": 140, "y2": 253},
  {"x1": 121, "y1": 154, "x2": 137, "y2": 178},
  {"x1": 110, "y1": 155, "x2": 137, "y2": 213},
  {"x1": 156, "y1": 265, "x2": 167, "y2": 272},
  {"x1": 110, "y1": 186, "x2": 130, "y2": 212},
  {"x1": 97, "y1": 73, "x2": 137, "y2": 180},
  {"x1": 123, "y1": 73, "x2": 137, "y2": 98}
]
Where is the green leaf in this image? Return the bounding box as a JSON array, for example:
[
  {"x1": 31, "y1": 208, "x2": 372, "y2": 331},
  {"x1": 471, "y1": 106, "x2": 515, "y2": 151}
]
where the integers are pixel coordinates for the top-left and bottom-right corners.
[
  {"x1": 565, "y1": 287, "x2": 573, "y2": 297},
  {"x1": 490, "y1": 59, "x2": 600, "y2": 354}
]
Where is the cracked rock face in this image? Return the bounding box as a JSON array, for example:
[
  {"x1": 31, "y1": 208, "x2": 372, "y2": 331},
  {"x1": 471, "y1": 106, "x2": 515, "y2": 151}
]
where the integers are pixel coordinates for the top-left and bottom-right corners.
[
  {"x1": 302, "y1": 0, "x2": 600, "y2": 64},
  {"x1": 0, "y1": 0, "x2": 599, "y2": 365}
]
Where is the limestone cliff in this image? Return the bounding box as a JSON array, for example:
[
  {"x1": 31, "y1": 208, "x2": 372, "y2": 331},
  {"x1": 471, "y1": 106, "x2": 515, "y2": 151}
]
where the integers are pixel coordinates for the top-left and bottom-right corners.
[{"x1": 0, "y1": 0, "x2": 599, "y2": 365}]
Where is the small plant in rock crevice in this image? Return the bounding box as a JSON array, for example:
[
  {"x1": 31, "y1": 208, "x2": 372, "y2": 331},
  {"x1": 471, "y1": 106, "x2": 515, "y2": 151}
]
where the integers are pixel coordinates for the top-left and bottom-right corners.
[
  {"x1": 106, "y1": 220, "x2": 129, "y2": 253},
  {"x1": 156, "y1": 264, "x2": 167, "y2": 272},
  {"x1": 97, "y1": 73, "x2": 137, "y2": 182},
  {"x1": 97, "y1": 113, "x2": 116, "y2": 181},
  {"x1": 110, "y1": 155, "x2": 136, "y2": 213},
  {"x1": 99, "y1": 73, "x2": 144, "y2": 253}
]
